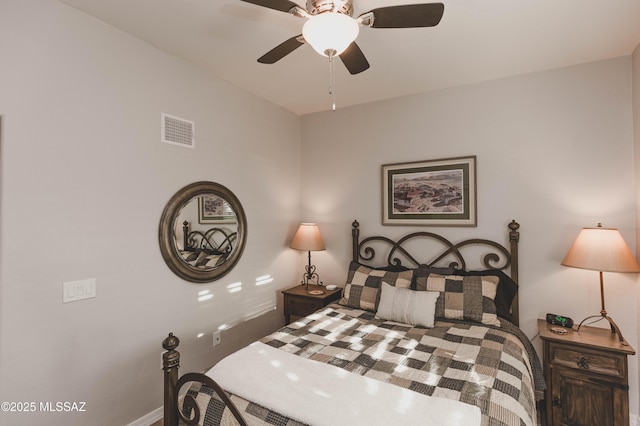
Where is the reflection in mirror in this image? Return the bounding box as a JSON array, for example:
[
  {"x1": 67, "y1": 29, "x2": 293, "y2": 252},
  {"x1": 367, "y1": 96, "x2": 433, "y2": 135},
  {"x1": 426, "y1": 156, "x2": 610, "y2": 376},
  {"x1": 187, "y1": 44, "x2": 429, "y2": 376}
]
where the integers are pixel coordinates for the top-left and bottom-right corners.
[
  {"x1": 174, "y1": 196, "x2": 238, "y2": 271},
  {"x1": 159, "y1": 182, "x2": 247, "y2": 283}
]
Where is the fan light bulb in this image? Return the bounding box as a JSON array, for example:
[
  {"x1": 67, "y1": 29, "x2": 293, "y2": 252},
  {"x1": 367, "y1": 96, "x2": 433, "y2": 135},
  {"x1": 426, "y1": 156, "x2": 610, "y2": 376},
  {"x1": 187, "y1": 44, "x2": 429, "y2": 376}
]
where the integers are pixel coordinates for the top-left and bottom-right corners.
[{"x1": 302, "y1": 12, "x2": 359, "y2": 57}]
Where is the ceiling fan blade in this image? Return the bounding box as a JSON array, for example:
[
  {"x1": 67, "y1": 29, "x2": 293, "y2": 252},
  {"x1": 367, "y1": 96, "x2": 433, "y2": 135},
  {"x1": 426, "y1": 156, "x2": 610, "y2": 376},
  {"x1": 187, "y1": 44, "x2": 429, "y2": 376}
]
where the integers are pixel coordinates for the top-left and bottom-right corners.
[
  {"x1": 339, "y1": 42, "x2": 370, "y2": 75},
  {"x1": 365, "y1": 3, "x2": 444, "y2": 28},
  {"x1": 239, "y1": 0, "x2": 300, "y2": 13},
  {"x1": 257, "y1": 35, "x2": 305, "y2": 64}
]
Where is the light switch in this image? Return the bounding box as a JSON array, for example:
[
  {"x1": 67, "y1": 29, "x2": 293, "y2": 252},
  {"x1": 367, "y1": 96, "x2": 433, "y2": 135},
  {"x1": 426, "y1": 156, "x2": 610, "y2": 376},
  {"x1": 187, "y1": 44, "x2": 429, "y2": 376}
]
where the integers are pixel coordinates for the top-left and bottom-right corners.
[{"x1": 63, "y1": 278, "x2": 96, "y2": 303}]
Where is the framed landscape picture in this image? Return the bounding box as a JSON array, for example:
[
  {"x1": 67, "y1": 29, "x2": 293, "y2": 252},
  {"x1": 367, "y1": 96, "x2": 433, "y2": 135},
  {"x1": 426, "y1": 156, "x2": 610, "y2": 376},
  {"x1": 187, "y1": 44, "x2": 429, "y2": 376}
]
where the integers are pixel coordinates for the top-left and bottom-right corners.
[
  {"x1": 382, "y1": 156, "x2": 476, "y2": 226},
  {"x1": 198, "y1": 194, "x2": 236, "y2": 224}
]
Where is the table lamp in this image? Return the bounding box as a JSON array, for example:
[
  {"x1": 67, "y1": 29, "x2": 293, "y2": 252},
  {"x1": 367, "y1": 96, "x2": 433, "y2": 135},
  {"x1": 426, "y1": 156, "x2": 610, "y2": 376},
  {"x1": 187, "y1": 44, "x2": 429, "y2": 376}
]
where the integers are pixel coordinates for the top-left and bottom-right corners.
[
  {"x1": 561, "y1": 223, "x2": 640, "y2": 345},
  {"x1": 290, "y1": 223, "x2": 326, "y2": 294}
]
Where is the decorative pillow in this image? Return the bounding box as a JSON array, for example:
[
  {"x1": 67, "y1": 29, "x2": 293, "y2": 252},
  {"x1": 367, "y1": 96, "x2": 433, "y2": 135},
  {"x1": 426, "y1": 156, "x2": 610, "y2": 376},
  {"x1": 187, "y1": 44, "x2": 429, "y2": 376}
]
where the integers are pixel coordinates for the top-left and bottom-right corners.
[
  {"x1": 424, "y1": 273, "x2": 501, "y2": 326},
  {"x1": 180, "y1": 251, "x2": 225, "y2": 269},
  {"x1": 339, "y1": 262, "x2": 413, "y2": 312},
  {"x1": 376, "y1": 264, "x2": 412, "y2": 273},
  {"x1": 411, "y1": 264, "x2": 456, "y2": 290},
  {"x1": 415, "y1": 267, "x2": 517, "y2": 322},
  {"x1": 452, "y1": 269, "x2": 518, "y2": 322},
  {"x1": 376, "y1": 283, "x2": 439, "y2": 327}
]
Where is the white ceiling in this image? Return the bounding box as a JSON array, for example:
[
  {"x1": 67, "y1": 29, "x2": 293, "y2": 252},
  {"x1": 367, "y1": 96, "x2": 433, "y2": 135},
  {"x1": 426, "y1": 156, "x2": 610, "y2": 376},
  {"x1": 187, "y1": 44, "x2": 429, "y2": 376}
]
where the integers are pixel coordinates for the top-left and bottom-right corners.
[{"x1": 59, "y1": 0, "x2": 640, "y2": 115}]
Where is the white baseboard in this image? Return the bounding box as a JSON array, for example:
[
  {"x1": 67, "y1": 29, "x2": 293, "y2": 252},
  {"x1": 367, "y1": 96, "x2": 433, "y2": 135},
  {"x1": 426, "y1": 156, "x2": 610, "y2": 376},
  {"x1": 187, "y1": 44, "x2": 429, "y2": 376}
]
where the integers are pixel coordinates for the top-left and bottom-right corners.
[
  {"x1": 631, "y1": 413, "x2": 640, "y2": 426},
  {"x1": 126, "y1": 406, "x2": 162, "y2": 426}
]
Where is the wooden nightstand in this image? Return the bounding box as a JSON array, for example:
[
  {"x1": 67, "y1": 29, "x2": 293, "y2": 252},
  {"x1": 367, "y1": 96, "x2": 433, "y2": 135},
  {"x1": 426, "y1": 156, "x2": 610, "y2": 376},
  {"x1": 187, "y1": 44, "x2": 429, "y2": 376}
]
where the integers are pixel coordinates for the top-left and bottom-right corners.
[
  {"x1": 282, "y1": 285, "x2": 342, "y2": 324},
  {"x1": 538, "y1": 319, "x2": 636, "y2": 426}
]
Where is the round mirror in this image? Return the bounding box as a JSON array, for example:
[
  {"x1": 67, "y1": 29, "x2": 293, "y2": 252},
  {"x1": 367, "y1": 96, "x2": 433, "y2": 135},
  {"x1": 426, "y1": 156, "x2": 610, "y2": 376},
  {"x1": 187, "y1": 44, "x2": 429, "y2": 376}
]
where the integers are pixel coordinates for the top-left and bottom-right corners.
[{"x1": 159, "y1": 181, "x2": 247, "y2": 283}]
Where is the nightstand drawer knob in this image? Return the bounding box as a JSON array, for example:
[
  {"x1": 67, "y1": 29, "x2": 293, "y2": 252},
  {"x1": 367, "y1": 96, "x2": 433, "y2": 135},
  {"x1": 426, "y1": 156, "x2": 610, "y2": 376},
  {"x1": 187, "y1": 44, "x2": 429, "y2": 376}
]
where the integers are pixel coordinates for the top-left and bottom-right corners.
[{"x1": 577, "y1": 356, "x2": 589, "y2": 369}]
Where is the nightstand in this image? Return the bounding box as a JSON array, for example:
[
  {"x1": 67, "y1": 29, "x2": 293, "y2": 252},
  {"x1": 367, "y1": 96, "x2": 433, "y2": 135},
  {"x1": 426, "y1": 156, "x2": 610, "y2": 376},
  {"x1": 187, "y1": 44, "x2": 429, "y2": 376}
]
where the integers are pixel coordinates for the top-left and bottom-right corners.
[
  {"x1": 538, "y1": 319, "x2": 636, "y2": 426},
  {"x1": 282, "y1": 285, "x2": 342, "y2": 324}
]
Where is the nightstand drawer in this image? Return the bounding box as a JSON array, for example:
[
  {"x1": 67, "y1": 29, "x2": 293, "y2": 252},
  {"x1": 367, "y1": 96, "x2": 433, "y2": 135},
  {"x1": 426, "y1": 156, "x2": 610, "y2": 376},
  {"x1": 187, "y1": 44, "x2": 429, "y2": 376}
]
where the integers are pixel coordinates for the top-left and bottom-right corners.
[
  {"x1": 548, "y1": 342, "x2": 626, "y2": 379},
  {"x1": 286, "y1": 297, "x2": 323, "y2": 316},
  {"x1": 282, "y1": 285, "x2": 343, "y2": 325}
]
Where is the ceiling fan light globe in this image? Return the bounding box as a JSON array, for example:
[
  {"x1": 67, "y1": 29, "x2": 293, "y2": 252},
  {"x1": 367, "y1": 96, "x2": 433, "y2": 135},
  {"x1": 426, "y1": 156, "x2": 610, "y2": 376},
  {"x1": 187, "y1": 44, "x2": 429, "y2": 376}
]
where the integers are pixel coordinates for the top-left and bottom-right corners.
[{"x1": 302, "y1": 12, "x2": 359, "y2": 57}]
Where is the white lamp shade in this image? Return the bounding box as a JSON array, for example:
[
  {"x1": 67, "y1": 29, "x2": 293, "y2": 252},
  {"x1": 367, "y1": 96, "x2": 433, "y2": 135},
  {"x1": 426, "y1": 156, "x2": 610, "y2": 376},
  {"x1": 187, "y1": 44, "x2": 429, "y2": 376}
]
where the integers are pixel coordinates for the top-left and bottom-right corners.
[
  {"x1": 302, "y1": 13, "x2": 359, "y2": 57},
  {"x1": 561, "y1": 225, "x2": 640, "y2": 273},
  {"x1": 289, "y1": 223, "x2": 326, "y2": 251}
]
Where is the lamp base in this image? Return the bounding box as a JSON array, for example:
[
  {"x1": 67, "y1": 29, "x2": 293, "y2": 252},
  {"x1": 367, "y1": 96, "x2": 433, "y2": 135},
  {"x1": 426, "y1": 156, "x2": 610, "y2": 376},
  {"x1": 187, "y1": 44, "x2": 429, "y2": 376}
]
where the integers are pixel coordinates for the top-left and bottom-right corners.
[
  {"x1": 300, "y1": 264, "x2": 323, "y2": 295},
  {"x1": 577, "y1": 314, "x2": 629, "y2": 346},
  {"x1": 301, "y1": 277, "x2": 324, "y2": 295}
]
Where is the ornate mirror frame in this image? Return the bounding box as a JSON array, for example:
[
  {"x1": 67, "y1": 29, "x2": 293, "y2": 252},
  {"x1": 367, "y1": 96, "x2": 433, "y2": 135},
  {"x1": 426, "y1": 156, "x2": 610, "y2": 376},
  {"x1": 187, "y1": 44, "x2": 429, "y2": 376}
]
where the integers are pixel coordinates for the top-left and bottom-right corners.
[{"x1": 159, "y1": 181, "x2": 247, "y2": 283}]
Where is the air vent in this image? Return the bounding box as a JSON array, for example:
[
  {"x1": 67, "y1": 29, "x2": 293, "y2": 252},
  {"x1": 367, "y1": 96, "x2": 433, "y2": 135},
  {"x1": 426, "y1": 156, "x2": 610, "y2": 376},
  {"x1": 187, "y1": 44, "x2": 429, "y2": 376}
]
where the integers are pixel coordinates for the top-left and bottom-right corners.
[{"x1": 161, "y1": 113, "x2": 194, "y2": 148}]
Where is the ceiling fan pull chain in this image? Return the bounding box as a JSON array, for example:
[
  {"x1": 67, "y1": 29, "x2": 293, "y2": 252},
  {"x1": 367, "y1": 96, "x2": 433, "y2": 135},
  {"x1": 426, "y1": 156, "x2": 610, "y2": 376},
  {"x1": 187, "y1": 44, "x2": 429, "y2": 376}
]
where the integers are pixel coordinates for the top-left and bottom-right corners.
[{"x1": 328, "y1": 53, "x2": 336, "y2": 111}]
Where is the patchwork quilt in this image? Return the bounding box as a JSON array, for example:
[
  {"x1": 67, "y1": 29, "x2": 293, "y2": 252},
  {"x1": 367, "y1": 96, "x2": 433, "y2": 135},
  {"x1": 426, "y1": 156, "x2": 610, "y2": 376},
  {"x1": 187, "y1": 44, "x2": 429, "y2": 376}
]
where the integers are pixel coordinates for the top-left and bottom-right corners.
[{"x1": 183, "y1": 304, "x2": 544, "y2": 426}]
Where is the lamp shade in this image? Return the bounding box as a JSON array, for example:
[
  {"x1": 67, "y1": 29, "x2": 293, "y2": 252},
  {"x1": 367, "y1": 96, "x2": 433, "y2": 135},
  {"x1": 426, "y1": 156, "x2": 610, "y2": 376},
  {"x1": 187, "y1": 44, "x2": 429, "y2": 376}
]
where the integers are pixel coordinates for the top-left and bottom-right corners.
[
  {"x1": 290, "y1": 223, "x2": 326, "y2": 251},
  {"x1": 302, "y1": 12, "x2": 359, "y2": 57},
  {"x1": 561, "y1": 225, "x2": 640, "y2": 273}
]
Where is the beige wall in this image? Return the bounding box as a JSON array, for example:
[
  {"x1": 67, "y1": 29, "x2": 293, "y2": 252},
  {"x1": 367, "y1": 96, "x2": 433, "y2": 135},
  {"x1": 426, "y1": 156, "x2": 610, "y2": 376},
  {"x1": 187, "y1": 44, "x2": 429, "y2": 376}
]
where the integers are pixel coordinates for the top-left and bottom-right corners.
[
  {"x1": 0, "y1": 0, "x2": 301, "y2": 424},
  {"x1": 2, "y1": 0, "x2": 640, "y2": 424},
  {"x1": 301, "y1": 57, "x2": 639, "y2": 418},
  {"x1": 633, "y1": 40, "x2": 640, "y2": 419}
]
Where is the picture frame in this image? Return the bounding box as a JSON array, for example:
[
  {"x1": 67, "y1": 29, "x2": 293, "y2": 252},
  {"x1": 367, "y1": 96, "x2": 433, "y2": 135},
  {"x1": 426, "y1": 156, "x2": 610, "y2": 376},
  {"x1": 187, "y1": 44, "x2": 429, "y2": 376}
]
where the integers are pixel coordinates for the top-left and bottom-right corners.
[
  {"x1": 198, "y1": 194, "x2": 236, "y2": 224},
  {"x1": 382, "y1": 156, "x2": 476, "y2": 226}
]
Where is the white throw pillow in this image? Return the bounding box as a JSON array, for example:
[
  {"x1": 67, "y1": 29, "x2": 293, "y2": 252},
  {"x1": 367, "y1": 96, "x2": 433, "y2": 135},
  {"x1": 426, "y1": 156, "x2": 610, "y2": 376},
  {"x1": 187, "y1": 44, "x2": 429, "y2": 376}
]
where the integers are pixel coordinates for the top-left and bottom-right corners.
[{"x1": 376, "y1": 282, "x2": 439, "y2": 327}]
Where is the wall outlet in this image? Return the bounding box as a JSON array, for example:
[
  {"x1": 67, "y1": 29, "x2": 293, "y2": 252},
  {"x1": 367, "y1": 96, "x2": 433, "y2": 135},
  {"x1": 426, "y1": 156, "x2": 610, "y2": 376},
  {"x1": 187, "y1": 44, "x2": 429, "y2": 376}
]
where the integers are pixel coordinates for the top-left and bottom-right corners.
[{"x1": 212, "y1": 331, "x2": 221, "y2": 347}]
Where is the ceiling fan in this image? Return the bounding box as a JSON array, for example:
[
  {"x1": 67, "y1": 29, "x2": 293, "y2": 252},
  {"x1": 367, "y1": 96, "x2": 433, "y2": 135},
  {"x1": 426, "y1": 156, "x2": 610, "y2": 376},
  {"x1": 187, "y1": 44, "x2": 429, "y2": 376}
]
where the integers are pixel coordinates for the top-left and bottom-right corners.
[{"x1": 240, "y1": 0, "x2": 445, "y2": 75}]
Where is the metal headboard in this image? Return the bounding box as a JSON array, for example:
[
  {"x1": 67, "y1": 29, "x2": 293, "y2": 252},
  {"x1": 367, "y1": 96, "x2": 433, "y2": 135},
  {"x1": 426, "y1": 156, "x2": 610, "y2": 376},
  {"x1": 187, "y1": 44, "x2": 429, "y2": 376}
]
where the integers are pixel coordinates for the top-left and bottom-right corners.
[
  {"x1": 182, "y1": 221, "x2": 236, "y2": 256},
  {"x1": 351, "y1": 220, "x2": 521, "y2": 325}
]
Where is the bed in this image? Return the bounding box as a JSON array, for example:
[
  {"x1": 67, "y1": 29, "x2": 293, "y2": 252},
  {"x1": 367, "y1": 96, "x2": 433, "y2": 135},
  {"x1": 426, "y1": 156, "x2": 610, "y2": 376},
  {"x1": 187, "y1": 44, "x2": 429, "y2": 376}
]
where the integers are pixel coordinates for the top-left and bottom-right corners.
[
  {"x1": 161, "y1": 219, "x2": 545, "y2": 426},
  {"x1": 178, "y1": 221, "x2": 237, "y2": 269}
]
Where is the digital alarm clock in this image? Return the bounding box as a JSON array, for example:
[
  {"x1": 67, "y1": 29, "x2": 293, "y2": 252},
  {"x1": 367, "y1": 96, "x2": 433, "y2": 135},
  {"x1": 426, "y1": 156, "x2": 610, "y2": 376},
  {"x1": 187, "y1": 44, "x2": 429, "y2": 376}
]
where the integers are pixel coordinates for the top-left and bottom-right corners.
[{"x1": 546, "y1": 313, "x2": 574, "y2": 328}]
